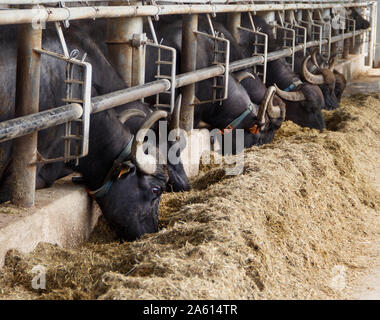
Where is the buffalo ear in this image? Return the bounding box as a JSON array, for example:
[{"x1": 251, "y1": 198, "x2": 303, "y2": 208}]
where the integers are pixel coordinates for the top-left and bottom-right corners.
[{"x1": 117, "y1": 161, "x2": 134, "y2": 179}]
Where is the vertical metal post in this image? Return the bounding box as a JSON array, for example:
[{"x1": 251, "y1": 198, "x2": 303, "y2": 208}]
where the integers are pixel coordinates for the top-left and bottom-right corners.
[
  {"x1": 180, "y1": 14, "x2": 198, "y2": 132},
  {"x1": 343, "y1": 38, "x2": 350, "y2": 59},
  {"x1": 227, "y1": 12, "x2": 241, "y2": 43},
  {"x1": 368, "y1": 1, "x2": 377, "y2": 67},
  {"x1": 107, "y1": 1, "x2": 144, "y2": 87},
  {"x1": 132, "y1": 33, "x2": 146, "y2": 87},
  {"x1": 11, "y1": 23, "x2": 42, "y2": 207},
  {"x1": 331, "y1": 25, "x2": 340, "y2": 56}
]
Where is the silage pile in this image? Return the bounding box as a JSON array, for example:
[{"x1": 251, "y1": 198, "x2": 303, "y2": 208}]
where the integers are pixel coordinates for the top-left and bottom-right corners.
[{"x1": 0, "y1": 94, "x2": 379, "y2": 300}]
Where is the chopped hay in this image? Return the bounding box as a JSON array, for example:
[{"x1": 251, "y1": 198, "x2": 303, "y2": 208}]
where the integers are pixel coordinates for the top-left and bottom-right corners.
[{"x1": 0, "y1": 94, "x2": 379, "y2": 300}]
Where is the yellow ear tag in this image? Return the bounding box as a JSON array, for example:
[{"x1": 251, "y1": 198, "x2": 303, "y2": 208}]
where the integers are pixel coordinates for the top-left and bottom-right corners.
[{"x1": 117, "y1": 167, "x2": 130, "y2": 179}]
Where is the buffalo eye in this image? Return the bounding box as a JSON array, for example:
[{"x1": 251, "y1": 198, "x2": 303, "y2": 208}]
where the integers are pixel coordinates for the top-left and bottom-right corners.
[{"x1": 152, "y1": 186, "x2": 163, "y2": 197}]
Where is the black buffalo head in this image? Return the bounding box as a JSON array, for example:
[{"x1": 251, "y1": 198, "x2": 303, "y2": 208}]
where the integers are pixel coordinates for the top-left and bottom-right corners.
[
  {"x1": 231, "y1": 71, "x2": 286, "y2": 146},
  {"x1": 312, "y1": 49, "x2": 346, "y2": 103},
  {"x1": 82, "y1": 110, "x2": 169, "y2": 241},
  {"x1": 301, "y1": 50, "x2": 340, "y2": 110},
  {"x1": 274, "y1": 82, "x2": 326, "y2": 130},
  {"x1": 350, "y1": 9, "x2": 370, "y2": 30},
  {"x1": 333, "y1": 70, "x2": 347, "y2": 102},
  {"x1": 118, "y1": 97, "x2": 190, "y2": 193}
]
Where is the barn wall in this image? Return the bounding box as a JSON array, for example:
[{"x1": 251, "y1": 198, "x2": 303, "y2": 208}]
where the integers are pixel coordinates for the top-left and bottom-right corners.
[{"x1": 375, "y1": 0, "x2": 380, "y2": 67}]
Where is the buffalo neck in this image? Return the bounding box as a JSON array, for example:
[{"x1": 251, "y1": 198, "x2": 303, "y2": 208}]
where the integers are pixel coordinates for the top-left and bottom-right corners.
[
  {"x1": 74, "y1": 110, "x2": 133, "y2": 191},
  {"x1": 268, "y1": 60, "x2": 301, "y2": 90}
]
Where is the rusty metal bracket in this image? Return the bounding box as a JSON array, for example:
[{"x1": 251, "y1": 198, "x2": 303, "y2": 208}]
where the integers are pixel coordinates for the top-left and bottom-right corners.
[
  {"x1": 236, "y1": 11, "x2": 268, "y2": 83},
  {"x1": 193, "y1": 13, "x2": 230, "y2": 104},
  {"x1": 146, "y1": 16, "x2": 176, "y2": 113},
  {"x1": 314, "y1": 8, "x2": 332, "y2": 60},
  {"x1": 286, "y1": 10, "x2": 307, "y2": 57},
  {"x1": 275, "y1": 11, "x2": 296, "y2": 70}
]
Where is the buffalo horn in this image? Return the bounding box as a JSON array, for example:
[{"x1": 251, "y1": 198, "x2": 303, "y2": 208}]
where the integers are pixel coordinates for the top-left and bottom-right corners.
[
  {"x1": 118, "y1": 109, "x2": 147, "y2": 124},
  {"x1": 267, "y1": 86, "x2": 285, "y2": 120},
  {"x1": 302, "y1": 56, "x2": 325, "y2": 85},
  {"x1": 232, "y1": 71, "x2": 256, "y2": 83},
  {"x1": 257, "y1": 86, "x2": 275, "y2": 125},
  {"x1": 274, "y1": 84, "x2": 306, "y2": 102},
  {"x1": 328, "y1": 55, "x2": 338, "y2": 71}
]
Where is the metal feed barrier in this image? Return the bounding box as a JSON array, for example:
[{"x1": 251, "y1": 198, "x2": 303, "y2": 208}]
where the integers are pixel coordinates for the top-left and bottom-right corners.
[{"x1": 0, "y1": 0, "x2": 377, "y2": 207}]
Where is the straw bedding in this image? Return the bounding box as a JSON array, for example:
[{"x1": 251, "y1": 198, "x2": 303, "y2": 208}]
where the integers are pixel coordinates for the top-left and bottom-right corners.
[{"x1": 0, "y1": 94, "x2": 379, "y2": 300}]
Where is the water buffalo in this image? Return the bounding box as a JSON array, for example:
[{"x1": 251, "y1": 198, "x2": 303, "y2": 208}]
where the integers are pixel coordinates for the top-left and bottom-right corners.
[
  {"x1": 294, "y1": 49, "x2": 343, "y2": 110},
  {"x1": 348, "y1": 8, "x2": 370, "y2": 30},
  {"x1": 145, "y1": 18, "x2": 283, "y2": 150},
  {"x1": 306, "y1": 49, "x2": 347, "y2": 103},
  {"x1": 116, "y1": 97, "x2": 190, "y2": 192},
  {"x1": 0, "y1": 24, "x2": 176, "y2": 241},
  {"x1": 267, "y1": 59, "x2": 326, "y2": 130},
  {"x1": 219, "y1": 14, "x2": 326, "y2": 130},
  {"x1": 211, "y1": 20, "x2": 286, "y2": 144}
]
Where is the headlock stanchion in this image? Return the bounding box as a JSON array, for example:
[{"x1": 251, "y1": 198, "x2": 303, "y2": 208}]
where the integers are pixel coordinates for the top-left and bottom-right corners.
[
  {"x1": 193, "y1": 14, "x2": 230, "y2": 104},
  {"x1": 275, "y1": 10, "x2": 296, "y2": 70},
  {"x1": 237, "y1": 12, "x2": 268, "y2": 83},
  {"x1": 0, "y1": 0, "x2": 376, "y2": 208},
  {"x1": 146, "y1": 16, "x2": 177, "y2": 113},
  {"x1": 286, "y1": 10, "x2": 307, "y2": 57}
]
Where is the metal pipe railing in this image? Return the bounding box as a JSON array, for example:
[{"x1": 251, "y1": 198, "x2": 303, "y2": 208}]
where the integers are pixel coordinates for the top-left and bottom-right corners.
[
  {"x1": 0, "y1": 103, "x2": 82, "y2": 143},
  {"x1": 0, "y1": 0, "x2": 367, "y2": 3},
  {"x1": 91, "y1": 79, "x2": 171, "y2": 113},
  {"x1": 0, "y1": 2, "x2": 371, "y2": 25}
]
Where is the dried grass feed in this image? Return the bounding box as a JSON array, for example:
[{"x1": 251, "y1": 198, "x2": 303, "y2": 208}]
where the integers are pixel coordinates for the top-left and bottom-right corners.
[{"x1": 0, "y1": 94, "x2": 379, "y2": 300}]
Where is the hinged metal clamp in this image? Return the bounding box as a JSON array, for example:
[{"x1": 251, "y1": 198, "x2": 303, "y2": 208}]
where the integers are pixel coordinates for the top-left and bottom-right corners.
[
  {"x1": 146, "y1": 16, "x2": 177, "y2": 113},
  {"x1": 32, "y1": 24, "x2": 92, "y2": 165},
  {"x1": 237, "y1": 11, "x2": 268, "y2": 83},
  {"x1": 193, "y1": 13, "x2": 230, "y2": 104}
]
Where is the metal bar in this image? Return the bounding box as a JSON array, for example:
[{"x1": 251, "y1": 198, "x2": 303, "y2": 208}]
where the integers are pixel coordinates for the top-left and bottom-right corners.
[
  {"x1": 0, "y1": 3, "x2": 372, "y2": 26},
  {"x1": 343, "y1": 38, "x2": 351, "y2": 59},
  {"x1": 11, "y1": 22, "x2": 42, "y2": 207},
  {"x1": 0, "y1": 104, "x2": 82, "y2": 144},
  {"x1": 107, "y1": 10, "x2": 135, "y2": 86},
  {"x1": 175, "y1": 65, "x2": 225, "y2": 88},
  {"x1": 130, "y1": 5, "x2": 145, "y2": 88},
  {"x1": 227, "y1": 12, "x2": 241, "y2": 43},
  {"x1": 368, "y1": 1, "x2": 377, "y2": 67},
  {"x1": 180, "y1": 14, "x2": 198, "y2": 132},
  {"x1": 91, "y1": 79, "x2": 171, "y2": 113},
  {"x1": 0, "y1": 0, "x2": 366, "y2": 3}
]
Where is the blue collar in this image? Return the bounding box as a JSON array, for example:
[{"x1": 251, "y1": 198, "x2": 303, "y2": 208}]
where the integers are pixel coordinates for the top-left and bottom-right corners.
[
  {"x1": 284, "y1": 80, "x2": 303, "y2": 92},
  {"x1": 309, "y1": 65, "x2": 318, "y2": 73},
  {"x1": 87, "y1": 135, "x2": 134, "y2": 199},
  {"x1": 221, "y1": 102, "x2": 256, "y2": 134}
]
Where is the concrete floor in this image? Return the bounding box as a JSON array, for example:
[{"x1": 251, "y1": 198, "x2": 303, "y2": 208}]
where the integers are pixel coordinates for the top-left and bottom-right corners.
[{"x1": 344, "y1": 68, "x2": 380, "y2": 96}]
